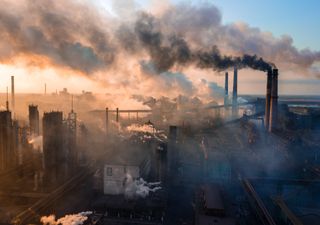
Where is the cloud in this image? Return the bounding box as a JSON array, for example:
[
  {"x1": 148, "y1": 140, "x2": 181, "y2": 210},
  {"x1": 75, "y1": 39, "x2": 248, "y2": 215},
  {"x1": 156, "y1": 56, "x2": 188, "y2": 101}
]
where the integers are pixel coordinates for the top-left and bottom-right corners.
[{"x1": 0, "y1": 0, "x2": 319, "y2": 101}]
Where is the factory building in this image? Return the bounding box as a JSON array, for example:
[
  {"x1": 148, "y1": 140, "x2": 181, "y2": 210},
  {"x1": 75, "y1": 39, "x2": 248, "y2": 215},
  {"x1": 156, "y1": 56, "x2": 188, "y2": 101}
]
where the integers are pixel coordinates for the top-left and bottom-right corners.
[
  {"x1": 0, "y1": 110, "x2": 14, "y2": 171},
  {"x1": 66, "y1": 107, "x2": 77, "y2": 170},
  {"x1": 43, "y1": 111, "x2": 65, "y2": 184},
  {"x1": 29, "y1": 105, "x2": 40, "y2": 136}
]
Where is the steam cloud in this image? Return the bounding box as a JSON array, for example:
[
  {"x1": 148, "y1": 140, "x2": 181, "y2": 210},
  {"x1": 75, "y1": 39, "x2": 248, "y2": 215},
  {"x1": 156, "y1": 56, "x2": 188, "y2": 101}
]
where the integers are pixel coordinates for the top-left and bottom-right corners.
[
  {"x1": 0, "y1": 0, "x2": 319, "y2": 98},
  {"x1": 28, "y1": 135, "x2": 43, "y2": 151},
  {"x1": 124, "y1": 174, "x2": 161, "y2": 199},
  {"x1": 40, "y1": 211, "x2": 92, "y2": 225}
]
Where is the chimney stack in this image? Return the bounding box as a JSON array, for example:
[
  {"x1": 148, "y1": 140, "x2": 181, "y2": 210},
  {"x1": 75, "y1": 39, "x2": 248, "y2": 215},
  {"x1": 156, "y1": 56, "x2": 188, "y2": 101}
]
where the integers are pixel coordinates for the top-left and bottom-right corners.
[
  {"x1": 11, "y1": 76, "x2": 15, "y2": 116},
  {"x1": 6, "y1": 87, "x2": 9, "y2": 111},
  {"x1": 269, "y1": 69, "x2": 278, "y2": 132},
  {"x1": 225, "y1": 72, "x2": 229, "y2": 96},
  {"x1": 265, "y1": 70, "x2": 273, "y2": 130},
  {"x1": 232, "y1": 67, "x2": 238, "y2": 116},
  {"x1": 116, "y1": 108, "x2": 119, "y2": 123},
  {"x1": 224, "y1": 72, "x2": 229, "y2": 106},
  {"x1": 105, "y1": 107, "x2": 109, "y2": 135}
]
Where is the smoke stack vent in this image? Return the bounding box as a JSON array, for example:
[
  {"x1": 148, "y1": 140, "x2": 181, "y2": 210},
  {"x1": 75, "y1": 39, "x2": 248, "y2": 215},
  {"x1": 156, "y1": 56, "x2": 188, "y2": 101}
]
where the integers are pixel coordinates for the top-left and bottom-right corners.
[
  {"x1": 269, "y1": 69, "x2": 278, "y2": 132},
  {"x1": 265, "y1": 70, "x2": 273, "y2": 130}
]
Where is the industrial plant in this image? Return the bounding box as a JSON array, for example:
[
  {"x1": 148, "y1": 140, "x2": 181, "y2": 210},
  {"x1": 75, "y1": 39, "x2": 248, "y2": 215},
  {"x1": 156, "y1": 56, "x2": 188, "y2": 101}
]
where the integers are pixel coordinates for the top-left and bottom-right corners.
[
  {"x1": 0, "y1": 0, "x2": 319, "y2": 225},
  {"x1": 0, "y1": 67, "x2": 318, "y2": 225}
]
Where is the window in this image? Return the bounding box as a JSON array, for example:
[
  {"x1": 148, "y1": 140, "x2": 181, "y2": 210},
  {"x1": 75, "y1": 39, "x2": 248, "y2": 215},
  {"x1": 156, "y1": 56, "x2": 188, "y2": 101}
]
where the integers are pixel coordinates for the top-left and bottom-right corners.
[{"x1": 106, "y1": 167, "x2": 112, "y2": 176}]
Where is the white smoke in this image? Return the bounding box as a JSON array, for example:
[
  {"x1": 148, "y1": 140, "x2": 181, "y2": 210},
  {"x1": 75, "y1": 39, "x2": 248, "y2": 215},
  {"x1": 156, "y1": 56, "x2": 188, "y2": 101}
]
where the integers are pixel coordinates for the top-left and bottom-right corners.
[
  {"x1": 125, "y1": 123, "x2": 167, "y2": 142},
  {"x1": 126, "y1": 123, "x2": 156, "y2": 134},
  {"x1": 40, "y1": 211, "x2": 92, "y2": 225},
  {"x1": 124, "y1": 173, "x2": 161, "y2": 199},
  {"x1": 28, "y1": 135, "x2": 43, "y2": 151}
]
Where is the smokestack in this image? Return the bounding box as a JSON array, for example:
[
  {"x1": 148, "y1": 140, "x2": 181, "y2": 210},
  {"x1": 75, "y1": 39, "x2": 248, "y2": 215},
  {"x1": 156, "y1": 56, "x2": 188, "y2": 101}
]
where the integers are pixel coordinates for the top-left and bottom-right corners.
[
  {"x1": 116, "y1": 108, "x2": 119, "y2": 123},
  {"x1": 225, "y1": 72, "x2": 228, "y2": 96},
  {"x1": 105, "y1": 107, "x2": 109, "y2": 135},
  {"x1": 11, "y1": 76, "x2": 15, "y2": 116},
  {"x1": 265, "y1": 70, "x2": 273, "y2": 130},
  {"x1": 269, "y1": 69, "x2": 278, "y2": 132},
  {"x1": 6, "y1": 87, "x2": 9, "y2": 111},
  {"x1": 232, "y1": 67, "x2": 238, "y2": 116},
  {"x1": 224, "y1": 72, "x2": 229, "y2": 107},
  {"x1": 71, "y1": 95, "x2": 74, "y2": 113}
]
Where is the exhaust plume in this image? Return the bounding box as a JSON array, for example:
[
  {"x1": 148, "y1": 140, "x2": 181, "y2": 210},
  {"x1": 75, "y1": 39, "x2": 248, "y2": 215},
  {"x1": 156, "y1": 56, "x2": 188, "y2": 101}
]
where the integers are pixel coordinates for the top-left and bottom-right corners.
[
  {"x1": 0, "y1": 0, "x2": 319, "y2": 99},
  {"x1": 40, "y1": 211, "x2": 92, "y2": 225}
]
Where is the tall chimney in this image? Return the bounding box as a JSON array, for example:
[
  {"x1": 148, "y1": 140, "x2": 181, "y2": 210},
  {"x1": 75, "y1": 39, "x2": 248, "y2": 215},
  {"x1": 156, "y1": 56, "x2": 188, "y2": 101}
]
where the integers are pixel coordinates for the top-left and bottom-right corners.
[
  {"x1": 105, "y1": 107, "x2": 109, "y2": 135},
  {"x1": 269, "y1": 69, "x2": 278, "y2": 132},
  {"x1": 116, "y1": 108, "x2": 119, "y2": 123},
  {"x1": 224, "y1": 72, "x2": 229, "y2": 106},
  {"x1": 232, "y1": 67, "x2": 238, "y2": 116},
  {"x1": 11, "y1": 76, "x2": 15, "y2": 116},
  {"x1": 265, "y1": 70, "x2": 273, "y2": 130},
  {"x1": 225, "y1": 72, "x2": 229, "y2": 96},
  {"x1": 6, "y1": 87, "x2": 9, "y2": 111}
]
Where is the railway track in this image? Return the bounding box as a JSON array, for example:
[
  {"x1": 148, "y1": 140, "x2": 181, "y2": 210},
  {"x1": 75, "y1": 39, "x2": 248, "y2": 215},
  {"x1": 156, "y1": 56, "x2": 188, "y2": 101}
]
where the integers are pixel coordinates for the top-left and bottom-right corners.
[
  {"x1": 11, "y1": 167, "x2": 93, "y2": 225},
  {"x1": 241, "y1": 178, "x2": 277, "y2": 225}
]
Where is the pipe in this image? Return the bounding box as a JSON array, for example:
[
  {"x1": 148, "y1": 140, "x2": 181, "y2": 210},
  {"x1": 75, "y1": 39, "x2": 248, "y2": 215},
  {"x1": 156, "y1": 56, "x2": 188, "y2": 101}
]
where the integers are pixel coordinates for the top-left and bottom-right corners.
[
  {"x1": 265, "y1": 70, "x2": 273, "y2": 130},
  {"x1": 269, "y1": 69, "x2": 278, "y2": 132}
]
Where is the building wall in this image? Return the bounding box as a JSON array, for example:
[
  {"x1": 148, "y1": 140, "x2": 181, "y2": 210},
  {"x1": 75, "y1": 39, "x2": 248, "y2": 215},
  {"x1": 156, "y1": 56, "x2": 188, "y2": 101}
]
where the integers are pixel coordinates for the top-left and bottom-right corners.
[
  {"x1": 29, "y1": 105, "x2": 40, "y2": 136},
  {"x1": 0, "y1": 111, "x2": 14, "y2": 171},
  {"x1": 43, "y1": 111, "x2": 64, "y2": 184}
]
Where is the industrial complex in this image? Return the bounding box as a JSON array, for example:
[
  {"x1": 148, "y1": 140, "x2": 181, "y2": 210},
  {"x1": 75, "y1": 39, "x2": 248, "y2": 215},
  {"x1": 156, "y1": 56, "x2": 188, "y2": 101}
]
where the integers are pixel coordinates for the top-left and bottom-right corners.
[{"x1": 0, "y1": 68, "x2": 318, "y2": 225}]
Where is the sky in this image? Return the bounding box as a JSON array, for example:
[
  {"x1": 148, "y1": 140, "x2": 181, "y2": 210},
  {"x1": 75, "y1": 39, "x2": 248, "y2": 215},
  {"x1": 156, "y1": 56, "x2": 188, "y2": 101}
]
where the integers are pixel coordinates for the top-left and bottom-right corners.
[
  {"x1": 208, "y1": 0, "x2": 320, "y2": 51},
  {"x1": 0, "y1": 0, "x2": 319, "y2": 97},
  {"x1": 138, "y1": 0, "x2": 320, "y2": 51}
]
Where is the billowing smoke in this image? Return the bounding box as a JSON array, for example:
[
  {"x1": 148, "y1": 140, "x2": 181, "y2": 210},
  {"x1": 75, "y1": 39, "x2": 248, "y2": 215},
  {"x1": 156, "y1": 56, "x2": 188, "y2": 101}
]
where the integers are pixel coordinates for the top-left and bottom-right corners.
[
  {"x1": 125, "y1": 123, "x2": 167, "y2": 142},
  {"x1": 134, "y1": 13, "x2": 274, "y2": 72},
  {"x1": 28, "y1": 135, "x2": 43, "y2": 151},
  {"x1": 40, "y1": 211, "x2": 92, "y2": 225},
  {"x1": 0, "y1": 0, "x2": 319, "y2": 99},
  {"x1": 124, "y1": 174, "x2": 161, "y2": 199}
]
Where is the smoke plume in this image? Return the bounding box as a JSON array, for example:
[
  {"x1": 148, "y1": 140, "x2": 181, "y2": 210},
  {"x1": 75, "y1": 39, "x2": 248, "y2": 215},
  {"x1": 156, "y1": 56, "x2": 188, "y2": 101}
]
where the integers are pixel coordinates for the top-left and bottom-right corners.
[
  {"x1": 0, "y1": 0, "x2": 319, "y2": 99},
  {"x1": 40, "y1": 211, "x2": 92, "y2": 225},
  {"x1": 124, "y1": 174, "x2": 161, "y2": 199}
]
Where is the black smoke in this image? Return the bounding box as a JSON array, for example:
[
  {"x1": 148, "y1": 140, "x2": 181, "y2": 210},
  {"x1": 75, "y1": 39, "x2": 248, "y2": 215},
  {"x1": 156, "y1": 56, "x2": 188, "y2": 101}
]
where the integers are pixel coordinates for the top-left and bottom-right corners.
[{"x1": 133, "y1": 13, "x2": 274, "y2": 72}]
